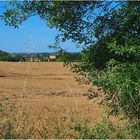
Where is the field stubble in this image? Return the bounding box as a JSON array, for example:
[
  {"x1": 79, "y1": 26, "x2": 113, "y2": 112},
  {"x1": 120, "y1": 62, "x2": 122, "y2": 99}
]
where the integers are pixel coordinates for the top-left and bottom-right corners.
[{"x1": 0, "y1": 62, "x2": 104, "y2": 138}]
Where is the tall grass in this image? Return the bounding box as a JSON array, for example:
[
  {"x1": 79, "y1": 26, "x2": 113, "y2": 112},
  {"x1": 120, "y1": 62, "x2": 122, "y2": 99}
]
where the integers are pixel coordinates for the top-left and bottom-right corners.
[{"x1": 0, "y1": 94, "x2": 139, "y2": 139}]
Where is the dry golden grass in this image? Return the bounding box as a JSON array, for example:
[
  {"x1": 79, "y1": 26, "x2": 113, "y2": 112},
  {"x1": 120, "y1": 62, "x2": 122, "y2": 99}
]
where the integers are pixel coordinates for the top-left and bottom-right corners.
[
  {"x1": 0, "y1": 62, "x2": 105, "y2": 138},
  {"x1": 0, "y1": 62, "x2": 102, "y2": 117}
]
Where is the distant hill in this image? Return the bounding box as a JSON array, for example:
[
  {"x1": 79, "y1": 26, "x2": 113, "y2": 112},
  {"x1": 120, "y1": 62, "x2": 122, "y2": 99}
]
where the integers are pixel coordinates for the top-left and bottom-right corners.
[
  {"x1": 11, "y1": 52, "x2": 80, "y2": 56},
  {"x1": 11, "y1": 52, "x2": 53, "y2": 56}
]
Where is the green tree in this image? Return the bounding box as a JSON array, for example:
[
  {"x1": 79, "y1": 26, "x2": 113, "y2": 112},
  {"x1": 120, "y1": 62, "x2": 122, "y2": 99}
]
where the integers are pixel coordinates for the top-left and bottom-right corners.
[
  {"x1": 0, "y1": 50, "x2": 25, "y2": 61},
  {"x1": 0, "y1": 50, "x2": 11, "y2": 61},
  {"x1": 1, "y1": 1, "x2": 118, "y2": 45}
]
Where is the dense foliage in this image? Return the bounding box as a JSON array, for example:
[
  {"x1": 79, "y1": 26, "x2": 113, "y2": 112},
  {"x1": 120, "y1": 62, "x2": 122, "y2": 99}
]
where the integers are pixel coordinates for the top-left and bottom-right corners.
[
  {"x1": 1, "y1": 0, "x2": 140, "y2": 127},
  {"x1": 77, "y1": 2, "x2": 140, "y2": 121},
  {"x1": 55, "y1": 50, "x2": 81, "y2": 63},
  {"x1": 79, "y1": 42, "x2": 140, "y2": 120}
]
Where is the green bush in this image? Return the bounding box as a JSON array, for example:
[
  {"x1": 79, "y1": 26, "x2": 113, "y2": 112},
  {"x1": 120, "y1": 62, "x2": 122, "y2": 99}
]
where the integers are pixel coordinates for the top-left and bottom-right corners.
[
  {"x1": 73, "y1": 118, "x2": 115, "y2": 139},
  {"x1": 74, "y1": 42, "x2": 140, "y2": 121},
  {"x1": 70, "y1": 117, "x2": 140, "y2": 139}
]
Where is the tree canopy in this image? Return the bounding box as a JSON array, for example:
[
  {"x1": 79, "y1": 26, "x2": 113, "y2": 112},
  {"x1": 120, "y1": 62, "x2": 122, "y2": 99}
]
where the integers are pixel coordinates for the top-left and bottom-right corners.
[{"x1": 1, "y1": 1, "x2": 126, "y2": 45}]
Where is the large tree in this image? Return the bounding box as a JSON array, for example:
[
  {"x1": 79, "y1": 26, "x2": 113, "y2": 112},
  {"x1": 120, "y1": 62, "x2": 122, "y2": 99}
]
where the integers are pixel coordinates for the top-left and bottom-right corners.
[
  {"x1": 1, "y1": 1, "x2": 124, "y2": 45},
  {"x1": 1, "y1": 1, "x2": 140, "y2": 46}
]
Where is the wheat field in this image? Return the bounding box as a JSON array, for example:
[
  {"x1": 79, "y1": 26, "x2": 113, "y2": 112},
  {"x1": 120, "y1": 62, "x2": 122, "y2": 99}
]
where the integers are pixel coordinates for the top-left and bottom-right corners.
[{"x1": 0, "y1": 62, "x2": 104, "y2": 138}]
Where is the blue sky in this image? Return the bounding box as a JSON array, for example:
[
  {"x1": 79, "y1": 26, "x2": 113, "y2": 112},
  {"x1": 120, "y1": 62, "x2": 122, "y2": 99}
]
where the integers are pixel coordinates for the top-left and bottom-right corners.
[{"x1": 0, "y1": 2, "x2": 82, "y2": 53}]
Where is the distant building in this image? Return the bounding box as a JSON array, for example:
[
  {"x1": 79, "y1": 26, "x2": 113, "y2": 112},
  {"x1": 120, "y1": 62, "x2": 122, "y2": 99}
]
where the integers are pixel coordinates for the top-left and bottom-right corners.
[
  {"x1": 48, "y1": 55, "x2": 56, "y2": 61},
  {"x1": 21, "y1": 53, "x2": 57, "y2": 62}
]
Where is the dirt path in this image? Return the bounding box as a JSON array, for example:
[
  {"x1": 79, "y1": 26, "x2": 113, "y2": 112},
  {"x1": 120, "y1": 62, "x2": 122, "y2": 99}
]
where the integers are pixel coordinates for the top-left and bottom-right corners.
[{"x1": 0, "y1": 62, "x2": 102, "y2": 122}]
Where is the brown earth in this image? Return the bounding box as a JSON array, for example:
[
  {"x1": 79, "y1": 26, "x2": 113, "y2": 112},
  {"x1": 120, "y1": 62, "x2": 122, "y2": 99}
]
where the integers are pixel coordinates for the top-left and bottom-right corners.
[{"x1": 0, "y1": 62, "x2": 103, "y2": 123}]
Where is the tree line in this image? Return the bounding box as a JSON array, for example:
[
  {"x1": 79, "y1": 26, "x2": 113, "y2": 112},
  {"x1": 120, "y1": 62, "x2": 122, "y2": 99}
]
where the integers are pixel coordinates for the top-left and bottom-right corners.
[{"x1": 0, "y1": 50, "x2": 25, "y2": 61}]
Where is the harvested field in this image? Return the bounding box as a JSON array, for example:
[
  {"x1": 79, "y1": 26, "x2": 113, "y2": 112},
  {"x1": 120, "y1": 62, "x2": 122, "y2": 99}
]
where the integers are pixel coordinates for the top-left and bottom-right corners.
[{"x1": 0, "y1": 62, "x2": 103, "y2": 133}]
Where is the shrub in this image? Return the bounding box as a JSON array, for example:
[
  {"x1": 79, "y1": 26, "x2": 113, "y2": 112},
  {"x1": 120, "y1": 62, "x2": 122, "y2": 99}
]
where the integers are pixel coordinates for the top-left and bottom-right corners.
[{"x1": 73, "y1": 42, "x2": 140, "y2": 121}]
